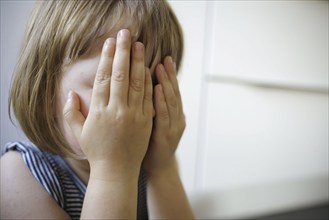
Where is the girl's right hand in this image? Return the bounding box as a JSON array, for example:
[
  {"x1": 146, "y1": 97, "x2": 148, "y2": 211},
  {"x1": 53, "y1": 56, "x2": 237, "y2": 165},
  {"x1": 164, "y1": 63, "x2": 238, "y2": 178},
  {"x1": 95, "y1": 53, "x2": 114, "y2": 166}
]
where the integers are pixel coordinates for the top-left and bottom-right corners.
[{"x1": 63, "y1": 29, "x2": 153, "y2": 179}]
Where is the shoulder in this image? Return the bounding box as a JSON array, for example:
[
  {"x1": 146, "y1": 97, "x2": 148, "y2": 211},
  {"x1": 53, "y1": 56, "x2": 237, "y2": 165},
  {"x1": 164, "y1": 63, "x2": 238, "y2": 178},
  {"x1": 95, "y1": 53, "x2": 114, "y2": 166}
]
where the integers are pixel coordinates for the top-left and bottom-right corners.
[{"x1": 0, "y1": 146, "x2": 70, "y2": 219}]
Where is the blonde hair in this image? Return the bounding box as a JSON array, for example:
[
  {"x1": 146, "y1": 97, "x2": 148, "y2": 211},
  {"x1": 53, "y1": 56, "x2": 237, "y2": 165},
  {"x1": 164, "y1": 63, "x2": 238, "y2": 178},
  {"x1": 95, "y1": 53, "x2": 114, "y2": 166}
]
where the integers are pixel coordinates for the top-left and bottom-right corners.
[{"x1": 9, "y1": 0, "x2": 184, "y2": 158}]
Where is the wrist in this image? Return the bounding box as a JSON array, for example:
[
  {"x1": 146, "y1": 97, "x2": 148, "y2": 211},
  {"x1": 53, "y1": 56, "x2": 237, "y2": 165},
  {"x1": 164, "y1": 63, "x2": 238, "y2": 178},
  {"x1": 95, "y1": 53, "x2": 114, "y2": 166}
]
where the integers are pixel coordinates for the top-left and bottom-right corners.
[
  {"x1": 145, "y1": 158, "x2": 178, "y2": 180},
  {"x1": 90, "y1": 160, "x2": 141, "y2": 182},
  {"x1": 82, "y1": 161, "x2": 140, "y2": 220}
]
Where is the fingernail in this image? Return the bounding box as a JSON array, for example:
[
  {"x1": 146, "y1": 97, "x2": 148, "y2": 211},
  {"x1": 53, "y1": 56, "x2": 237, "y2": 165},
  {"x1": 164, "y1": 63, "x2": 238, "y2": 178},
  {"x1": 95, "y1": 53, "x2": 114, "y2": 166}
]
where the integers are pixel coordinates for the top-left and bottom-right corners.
[
  {"x1": 118, "y1": 29, "x2": 129, "y2": 39},
  {"x1": 105, "y1": 38, "x2": 110, "y2": 46},
  {"x1": 159, "y1": 64, "x2": 165, "y2": 73},
  {"x1": 134, "y1": 42, "x2": 144, "y2": 52},
  {"x1": 168, "y1": 56, "x2": 173, "y2": 64},
  {"x1": 104, "y1": 38, "x2": 114, "y2": 48},
  {"x1": 67, "y1": 91, "x2": 73, "y2": 102}
]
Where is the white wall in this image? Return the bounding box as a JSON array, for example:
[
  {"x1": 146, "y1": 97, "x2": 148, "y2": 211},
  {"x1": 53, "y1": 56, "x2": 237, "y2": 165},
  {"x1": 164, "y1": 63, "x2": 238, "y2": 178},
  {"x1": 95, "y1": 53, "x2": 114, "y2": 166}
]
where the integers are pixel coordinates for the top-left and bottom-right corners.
[
  {"x1": 1, "y1": 1, "x2": 328, "y2": 219},
  {"x1": 1, "y1": 2, "x2": 34, "y2": 147},
  {"x1": 172, "y1": 1, "x2": 328, "y2": 219}
]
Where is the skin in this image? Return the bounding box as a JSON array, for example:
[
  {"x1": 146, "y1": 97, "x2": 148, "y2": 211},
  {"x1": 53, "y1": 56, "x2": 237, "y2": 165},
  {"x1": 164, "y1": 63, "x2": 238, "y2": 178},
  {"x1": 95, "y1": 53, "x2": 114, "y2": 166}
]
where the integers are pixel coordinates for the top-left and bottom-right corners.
[{"x1": 0, "y1": 29, "x2": 194, "y2": 219}]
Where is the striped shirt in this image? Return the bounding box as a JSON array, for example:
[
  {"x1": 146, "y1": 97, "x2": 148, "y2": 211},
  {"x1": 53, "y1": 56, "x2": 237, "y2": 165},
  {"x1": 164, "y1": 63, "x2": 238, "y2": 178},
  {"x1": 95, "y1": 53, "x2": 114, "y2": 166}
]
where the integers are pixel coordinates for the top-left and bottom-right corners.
[{"x1": 2, "y1": 141, "x2": 148, "y2": 220}]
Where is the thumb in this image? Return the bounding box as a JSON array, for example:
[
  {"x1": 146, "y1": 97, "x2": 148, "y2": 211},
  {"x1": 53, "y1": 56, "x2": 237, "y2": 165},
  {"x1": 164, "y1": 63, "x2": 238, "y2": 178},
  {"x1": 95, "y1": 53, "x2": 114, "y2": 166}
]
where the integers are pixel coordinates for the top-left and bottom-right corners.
[{"x1": 63, "y1": 90, "x2": 85, "y2": 140}]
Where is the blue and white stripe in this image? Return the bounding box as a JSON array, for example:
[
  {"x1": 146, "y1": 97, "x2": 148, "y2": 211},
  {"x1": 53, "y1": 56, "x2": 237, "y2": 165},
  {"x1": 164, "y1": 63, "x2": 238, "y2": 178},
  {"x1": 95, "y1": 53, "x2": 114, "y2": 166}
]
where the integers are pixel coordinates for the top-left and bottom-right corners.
[{"x1": 3, "y1": 141, "x2": 148, "y2": 219}]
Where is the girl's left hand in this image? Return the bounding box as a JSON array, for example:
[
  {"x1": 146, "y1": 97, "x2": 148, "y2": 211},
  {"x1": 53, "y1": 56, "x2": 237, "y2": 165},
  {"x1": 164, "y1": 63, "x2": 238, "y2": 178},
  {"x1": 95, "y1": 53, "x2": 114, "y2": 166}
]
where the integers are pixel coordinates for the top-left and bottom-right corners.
[{"x1": 143, "y1": 56, "x2": 186, "y2": 175}]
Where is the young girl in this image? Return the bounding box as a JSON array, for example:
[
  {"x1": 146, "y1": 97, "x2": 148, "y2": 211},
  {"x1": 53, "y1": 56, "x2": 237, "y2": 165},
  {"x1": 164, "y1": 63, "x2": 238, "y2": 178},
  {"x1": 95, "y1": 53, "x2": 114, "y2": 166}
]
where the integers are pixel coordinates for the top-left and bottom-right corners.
[{"x1": 1, "y1": 1, "x2": 194, "y2": 219}]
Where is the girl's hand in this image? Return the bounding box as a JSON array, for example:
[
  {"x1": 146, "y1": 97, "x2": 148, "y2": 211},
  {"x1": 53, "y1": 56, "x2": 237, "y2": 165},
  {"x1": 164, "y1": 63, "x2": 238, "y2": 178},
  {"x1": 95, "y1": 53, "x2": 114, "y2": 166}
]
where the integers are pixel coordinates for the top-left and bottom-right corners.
[
  {"x1": 143, "y1": 56, "x2": 186, "y2": 175},
  {"x1": 63, "y1": 29, "x2": 153, "y2": 179}
]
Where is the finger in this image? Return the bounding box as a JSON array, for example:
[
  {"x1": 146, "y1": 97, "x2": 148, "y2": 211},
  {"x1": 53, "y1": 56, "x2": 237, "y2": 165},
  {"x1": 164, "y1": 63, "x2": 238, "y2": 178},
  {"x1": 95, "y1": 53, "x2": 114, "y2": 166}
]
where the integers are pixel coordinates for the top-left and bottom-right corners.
[
  {"x1": 164, "y1": 56, "x2": 179, "y2": 96},
  {"x1": 155, "y1": 64, "x2": 178, "y2": 127},
  {"x1": 154, "y1": 84, "x2": 169, "y2": 128},
  {"x1": 109, "y1": 29, "x2": 131, "y2": 107},
  {"x1": 91, "y1": 38, "x2": 116, "y2": 108},
  {"x1": 128, "y1": 42, "x2": 145, "y2": 109},
  {"x1": 164, "y1": 56, "x2": 184, "y2": 114},
  {"x1": 63, "y1": 91, "x2": 85, "y2": 140},
  {"x1": 143, "y1": 67, "x2": 153, "y2": 116}
]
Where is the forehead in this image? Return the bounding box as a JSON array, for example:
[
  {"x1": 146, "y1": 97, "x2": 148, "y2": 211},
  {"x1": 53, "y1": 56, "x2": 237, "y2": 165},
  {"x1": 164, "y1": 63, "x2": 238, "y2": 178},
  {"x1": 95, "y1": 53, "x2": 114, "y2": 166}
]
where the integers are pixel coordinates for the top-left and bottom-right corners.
[
  {"x1": 80, "y1": 34, "x2": 160, "y2": 75},
  {"x1": 64, "y1": 8, "x2": 162, "y2": 76},
  {"x1": 82, "y1": 15, "x2": 139, "y2": 55},
  {"x1": 64, "y1": 33, "x2": 160, "y2": 83}
]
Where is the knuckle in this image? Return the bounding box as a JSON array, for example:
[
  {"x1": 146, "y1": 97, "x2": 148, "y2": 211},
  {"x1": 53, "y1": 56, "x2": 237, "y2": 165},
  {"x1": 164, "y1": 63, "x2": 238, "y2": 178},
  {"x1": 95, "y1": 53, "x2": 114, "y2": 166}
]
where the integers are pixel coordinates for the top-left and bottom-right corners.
[
  {"x1": 117, "y1": 41, "x2": 130, "y2": 50},
  {"x1": 95, "y1": 69, "x2": 110, "y2": 83},
  {"x1": 112, "y1": 70, "x2": 126, "y2": 82},
  {"x1": 133, "y1": 52, "x2": 144, "y2": 62},
  {"x1": 144, "y1": 93, "x2": 153, "y2": 102},
  {"x1": 130, "y1": 78, "x2": 143, "y2": 92},
  {"x1": 158, "y1": 110, "x2": 169, "y2": 120},
  {"x1": 168, "y1": 99, "x2": 178, "y2": 108},
  {"x1": 63, "y1": 106, "x2": 73, "y2": 121},
  {"x1": 113, "y1": 108, "x2": 131, "y2": 123}
]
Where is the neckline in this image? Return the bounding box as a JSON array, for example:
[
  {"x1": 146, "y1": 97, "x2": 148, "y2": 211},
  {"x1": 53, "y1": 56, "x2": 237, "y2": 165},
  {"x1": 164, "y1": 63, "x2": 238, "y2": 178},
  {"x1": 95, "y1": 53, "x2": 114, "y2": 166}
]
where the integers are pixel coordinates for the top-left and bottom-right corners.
[{"x1": 54, "y1": 156, "x2": 87, "y2": 194}]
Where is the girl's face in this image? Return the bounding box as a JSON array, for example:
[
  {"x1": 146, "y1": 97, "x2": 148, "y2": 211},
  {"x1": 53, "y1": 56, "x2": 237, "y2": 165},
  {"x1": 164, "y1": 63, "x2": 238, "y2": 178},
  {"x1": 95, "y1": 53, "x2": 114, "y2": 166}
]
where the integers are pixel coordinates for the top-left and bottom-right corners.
[
  {"x1": 57, "y1": 40, "x2": 159, "y2": 156},
  {"x1": 58, "y1": 52, "x2": 101, "y2": 156}
]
